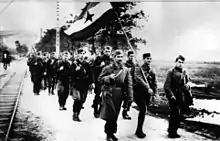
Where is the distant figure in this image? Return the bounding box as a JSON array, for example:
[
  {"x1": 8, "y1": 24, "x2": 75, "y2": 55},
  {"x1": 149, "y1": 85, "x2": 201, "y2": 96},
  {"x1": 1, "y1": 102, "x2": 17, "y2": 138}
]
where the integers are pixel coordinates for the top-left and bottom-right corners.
[
  {"x1": 2, "y1": 50, "x2": 11, "y2": 70},
  {"x1": 164, "y1": 55, "x2": 193, "y2": 138}
]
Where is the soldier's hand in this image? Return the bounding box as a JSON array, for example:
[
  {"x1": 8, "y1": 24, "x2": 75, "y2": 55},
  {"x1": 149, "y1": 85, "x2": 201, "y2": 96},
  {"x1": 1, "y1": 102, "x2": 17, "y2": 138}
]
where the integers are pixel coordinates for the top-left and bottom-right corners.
[
  {"x1": 76, "y1": 66, "x2": 80, "y2": 71},
  {"x1": 110, "y1": 73, "x2": 115, "y2": 79},
  {"x1": 170, "y1": 95, "x2": 177, "y2": 105},
  {"x1": 90, "y1": 83, "x2": 95, "y2": 89},
  {"x1": 184, "y1": 83, "x2": 190, "y2": 90},
  {"x1": 100, "y1": 61, "x2": 105, "y2": 67},
  {"x1": 59, "y1": 66, "x2": 64, "y2": 70},
  {"x1": 128, "y1": 97, "x2": 133, "y2": 103},
  {"x1": 148, "y1": 88, "x2": 154, "y2": 95},
  {"x1": 170, "y1": 95, "x2": 176, "y2": 101}
]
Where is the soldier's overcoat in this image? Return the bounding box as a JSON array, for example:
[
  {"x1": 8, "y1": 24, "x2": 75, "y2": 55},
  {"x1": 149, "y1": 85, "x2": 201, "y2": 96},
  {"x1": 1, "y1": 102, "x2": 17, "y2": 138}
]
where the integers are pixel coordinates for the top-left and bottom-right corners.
[{"x1": 98, "y1": 63, "x2": 133, "y2": 121}]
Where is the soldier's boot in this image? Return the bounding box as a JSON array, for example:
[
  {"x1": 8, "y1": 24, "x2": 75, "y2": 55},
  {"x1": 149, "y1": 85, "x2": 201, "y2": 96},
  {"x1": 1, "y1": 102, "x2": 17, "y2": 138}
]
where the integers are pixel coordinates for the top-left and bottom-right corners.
[
  {"x1": 72, "y1": 113, "x2": 81, "y2": 122},
  {"x1": 106, "y1": 134, "x2": 118, "y2": 141},
  {"x1": 77, "y1": 111, "x2": 82, "y2": 121},
  {"x1": 63, "y1": 106, "x2": 67, "y2": 110},
  {"x1": 51, "y1": 90, "x2": 55, "y2": 95},
  {"x1": 72, "y1": 113, "x2": 77, "y2": 121},
  {"x1": 168, "y1": 128, "x2": 180, "y2": 138},
  {"x1": 122, "y1": 109, "x2": 131, "y2": 120},
  {"x1": 168, "y1": 124, "x2": 180, "y2": 138},
  {"x1": 135, "y1": 120, "x2": 146, "y2": 138},
  {"x1": 94, "y1": 110, "x2": 99, "y2": 118},
  {"x1": 168, "y1": 133, "x2": 181, "y2": 138},
  {"x1": 48, "y1": 88, "x2": 51, "y2": 95},
  {"x1": 59, "y1": 106, "x2": 64, "y2": 110},
  {"x1": 92, "y1": 104, "x2": 100, "y2": 118}
]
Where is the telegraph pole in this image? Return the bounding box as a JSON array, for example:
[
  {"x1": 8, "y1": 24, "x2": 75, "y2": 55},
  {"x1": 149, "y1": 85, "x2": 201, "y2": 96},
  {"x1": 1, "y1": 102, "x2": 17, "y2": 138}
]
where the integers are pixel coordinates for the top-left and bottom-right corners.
[
  {"x1": 56, "y1": 0, "x2": 60, "y2": 54},
  {"x1": 0, "y1": 24, "x2": 3, "y2": 44},
  {"x1": 40, "y1": 28, "x2": 43, "y2": 39},
  {"x1": 0, "y1": 24, "x2": 5, "y2": 44}
]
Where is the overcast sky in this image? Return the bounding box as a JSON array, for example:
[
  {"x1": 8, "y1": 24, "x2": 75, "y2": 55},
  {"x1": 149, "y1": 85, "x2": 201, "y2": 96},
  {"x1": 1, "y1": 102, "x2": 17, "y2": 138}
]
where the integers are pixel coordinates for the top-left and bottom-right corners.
[{"x1": 0, "y1": 1, "x2": 220, "y2": 61}]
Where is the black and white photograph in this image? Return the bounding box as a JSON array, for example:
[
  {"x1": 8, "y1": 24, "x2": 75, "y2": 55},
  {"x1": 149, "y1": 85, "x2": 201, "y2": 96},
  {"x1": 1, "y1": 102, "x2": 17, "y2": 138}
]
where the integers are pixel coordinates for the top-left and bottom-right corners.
[{"x1": 0, "y1": 0, "x2": 220, "y2": 141}]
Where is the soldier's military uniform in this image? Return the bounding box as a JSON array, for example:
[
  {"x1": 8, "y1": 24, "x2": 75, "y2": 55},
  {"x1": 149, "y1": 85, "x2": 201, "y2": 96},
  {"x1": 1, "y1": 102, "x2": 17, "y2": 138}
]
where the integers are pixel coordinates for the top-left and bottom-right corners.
[
  {"x1": 42, "y1": 55, "x2": 48, "y2": 90},
  {"x1": 56, "y1": 56, "x2": 71, "y2": 110},
  {"x1": 121, "y1": 56, "x2": 136, "y2": 120},
  {"x1": 164, "y1": 55, "x2": 192, "y2": 138},
  {"x1": 92, "y1": 53, "x2": 113, "y2": 118},
  {"x1": 132, "y1": 53, "x2": 157, "y2": 138},
  {"x1": 71, "y1": 49, "x2": 94, "y2": 121},
  {"x1": 27, "y1": 54, "x2": 36, "y2": 83},
  {"x1": 29, "y1": 56, "x2": 44, "y2": 95},
  {"x1": 99, "y1": 50, "x2": 133, "y2": 141},
  {"x1": 46, "y1": 55, "x2": 58, "y2": 95}
]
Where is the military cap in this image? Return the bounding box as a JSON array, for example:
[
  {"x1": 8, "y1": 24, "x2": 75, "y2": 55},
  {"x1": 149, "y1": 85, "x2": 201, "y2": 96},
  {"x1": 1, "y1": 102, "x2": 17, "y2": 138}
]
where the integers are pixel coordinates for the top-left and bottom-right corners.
[
  {"x1": 114, "y1": 49, "x2": 124, "y2": 57},
  {"x1": 77, "y1": 48, "x2": 86, "y2": 54},
  {"x1": 127, "y1": 50, "x2": 134, "y2": 56},
  {"x1": 63, "y1": 51, "x2": 69, "y2": 55},
  {"x1": 143, "y1": 53, "x2": 151, "y2": 59},
  {"x1": 175, "y1": 55, "x2": 185, "y2": 62},
  {"x1": 37, "y1": 52, "x2": 41, "y2": 56},
  {"x1": 104, "y1": 45, "x2": 112, "y2": 50},
  {"x1": 43, "y1": 52, "x2": 47, "y2": 56}
]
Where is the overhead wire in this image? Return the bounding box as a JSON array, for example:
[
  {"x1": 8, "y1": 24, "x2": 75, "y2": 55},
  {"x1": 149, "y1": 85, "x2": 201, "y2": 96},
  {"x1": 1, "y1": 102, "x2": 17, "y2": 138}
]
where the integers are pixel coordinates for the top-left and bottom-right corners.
[{"x1": 0, "y1": 0, "x2": 15, "y2": 17}]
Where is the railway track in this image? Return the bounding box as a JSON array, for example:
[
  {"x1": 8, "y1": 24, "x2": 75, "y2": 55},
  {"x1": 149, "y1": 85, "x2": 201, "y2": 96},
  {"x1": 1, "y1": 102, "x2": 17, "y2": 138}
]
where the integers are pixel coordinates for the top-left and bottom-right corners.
[
  {"x1": 0, "y1": 59, "x2": 27, "y2": 141},
  {"x1": 146, "y1": 104, "x2": 220, "y2": 140}
]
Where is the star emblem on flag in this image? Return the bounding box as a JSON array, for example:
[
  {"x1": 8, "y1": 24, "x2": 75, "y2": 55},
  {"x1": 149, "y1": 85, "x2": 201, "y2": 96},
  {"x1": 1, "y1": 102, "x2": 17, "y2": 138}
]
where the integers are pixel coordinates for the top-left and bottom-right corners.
[
  {"x1": 85, "y1": 11, "x2": 94, "y2": 23},
  {"x1": 64, "y1": 2, "x2": 113, "y2": 38}
]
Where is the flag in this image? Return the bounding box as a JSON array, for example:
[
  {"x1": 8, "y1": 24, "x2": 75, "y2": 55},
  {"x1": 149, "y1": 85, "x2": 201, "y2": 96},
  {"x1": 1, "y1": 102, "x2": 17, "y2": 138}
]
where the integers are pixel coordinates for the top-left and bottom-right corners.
[{"x1": 64, "y1": 2, "x2": 114, "y2": 40}]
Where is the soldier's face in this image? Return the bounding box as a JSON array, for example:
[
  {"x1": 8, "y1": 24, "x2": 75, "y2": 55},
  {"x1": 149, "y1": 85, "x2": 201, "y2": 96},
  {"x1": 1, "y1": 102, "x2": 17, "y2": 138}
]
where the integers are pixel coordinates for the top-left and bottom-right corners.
[
  {"x1": 78, "y1": 52, "x2": 85, "y2": 60},
  {"x1": 84, "y1": 56, "x2": 89, "y2": 63},
  {"x1": 144, "y1": 57, "x2": 152, "y2": 65},
  {"x1": 128, "y1": 54, "x2": 134, "y2": 62},
  {"x1": 115, "y1": 55, "x2": 123, "y2": 64},
  {"x1": 176, "y1": 59, "x2": 184, "y2": 68},
  {"x1": 61, "y1": 55, "x2": 65, "y2": 60},
  {"x1": 104, "y1": 49, "x2": 111, "y2": 56},
  {"x1": 64, "y1": 53, "x2": 69, "y2": 60},
  {"x1": 15, "y1": 43, "x2": 20, "y2": 48},
  {"x1": 51, "y1": 54, "x2": 54, "y2": 59}
]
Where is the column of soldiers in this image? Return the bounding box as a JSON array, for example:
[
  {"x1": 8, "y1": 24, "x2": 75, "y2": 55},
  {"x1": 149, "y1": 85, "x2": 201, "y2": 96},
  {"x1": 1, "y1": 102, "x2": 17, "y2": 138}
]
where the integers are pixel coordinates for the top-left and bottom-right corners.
[{"x1": 26, "y1": 46, "x2": 193, "y2": 141}]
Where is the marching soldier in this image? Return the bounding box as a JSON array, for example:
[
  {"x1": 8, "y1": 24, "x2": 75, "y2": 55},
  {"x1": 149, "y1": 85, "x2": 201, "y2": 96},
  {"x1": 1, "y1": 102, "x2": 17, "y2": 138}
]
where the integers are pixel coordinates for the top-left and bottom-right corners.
[
  {"x1": 46, "y1": 52, "x2": 58, "y2": 95},
  {"x1": 121, "y1": 50, "x2": 136, "y2": 120},
  {"x1": 99, "y1": 49, "x2": 133, "y2": 141},
  {"x1": 91, "y1": 45, "x2": 113, "y2": 118},
  {"x1": 42, "y1": 53, "x2": 48, "y2": 90},
  {"x1": 28, "y1": 52, "x2": 44, "y2": 95},
  {"x1": 164, "y1": 55, "x2": 193, "y2": 138},
  {"x1": 132, "y1": 53, "x2": 157, "y2": 138},
  {"x1": 27, "y1": 53, "x2": 36, "y2": 83},
  {"x1": 71, "y1": 48, "x2": 94, "y2": 121},
  {"x1": 56, "y1": 51, "x2": 71, "y2": 110}
]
